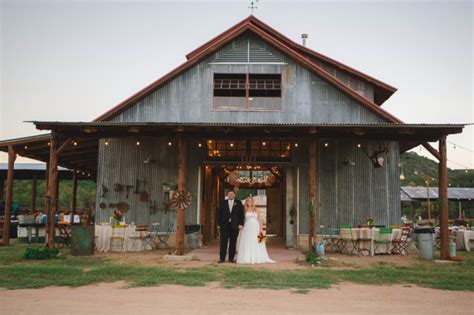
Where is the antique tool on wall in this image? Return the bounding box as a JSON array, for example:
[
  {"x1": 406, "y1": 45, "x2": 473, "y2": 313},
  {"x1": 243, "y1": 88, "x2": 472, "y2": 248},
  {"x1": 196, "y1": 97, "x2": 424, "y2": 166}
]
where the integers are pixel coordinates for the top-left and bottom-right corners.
[
  {"x1": 134, "y1": 179, "x2": 140, "y2": 195},
  {"x1": 100, "y1": 184, "x2": 108, "y2": 198},
  {"x1": 171, "y1": 190, "x2": 192, "y2": 209},
  {"x1": 139, "y1": 178, "x2": 149, "y2": 202},
  {"x1": 113, "y1": 183, "x2": 123, "y2": 192},
  {"x1": 125, "y1": 185, "x2": 133, "y2": 199}
]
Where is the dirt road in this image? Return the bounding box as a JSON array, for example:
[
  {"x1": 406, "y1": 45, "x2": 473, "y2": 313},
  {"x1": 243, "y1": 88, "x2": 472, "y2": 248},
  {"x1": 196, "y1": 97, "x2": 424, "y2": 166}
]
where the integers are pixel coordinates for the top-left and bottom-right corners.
[{"x1": 1, "y1": 282, "x2": 472, "y2": 314}]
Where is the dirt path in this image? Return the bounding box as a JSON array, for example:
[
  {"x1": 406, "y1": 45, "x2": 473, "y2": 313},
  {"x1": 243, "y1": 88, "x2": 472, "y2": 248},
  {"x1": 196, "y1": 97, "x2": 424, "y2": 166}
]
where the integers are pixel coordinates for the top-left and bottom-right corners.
[{"x1": 1, "y1": 282, "x2": 472, "y2": 314}]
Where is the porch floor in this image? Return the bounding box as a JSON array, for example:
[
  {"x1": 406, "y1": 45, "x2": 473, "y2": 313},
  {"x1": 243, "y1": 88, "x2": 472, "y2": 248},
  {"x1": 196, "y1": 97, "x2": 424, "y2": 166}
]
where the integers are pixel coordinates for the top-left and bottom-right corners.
[{"x1": 188, "y1": 235, "x2": 305, "y2": 263}]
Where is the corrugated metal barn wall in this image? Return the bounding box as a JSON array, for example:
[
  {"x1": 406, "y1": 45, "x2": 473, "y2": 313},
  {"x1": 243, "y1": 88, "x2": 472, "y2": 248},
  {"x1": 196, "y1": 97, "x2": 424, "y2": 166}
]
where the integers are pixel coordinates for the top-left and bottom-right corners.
[
  {"x1": 95, "y1": 137, "x2": 203, "y2": 230},
  {"x1": 298, "y1": 140, "x2": 401, "y2": 234},
  {"x1": 110, "y1": 34, "x2": 383, "y2": 125}
]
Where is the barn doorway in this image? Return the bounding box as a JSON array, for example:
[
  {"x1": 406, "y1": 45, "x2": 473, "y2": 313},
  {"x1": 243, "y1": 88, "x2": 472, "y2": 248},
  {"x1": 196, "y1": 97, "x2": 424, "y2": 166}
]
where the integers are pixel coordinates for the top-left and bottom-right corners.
[{"x1": 200, "y1": 164, "x2": 286, "y2": 245}]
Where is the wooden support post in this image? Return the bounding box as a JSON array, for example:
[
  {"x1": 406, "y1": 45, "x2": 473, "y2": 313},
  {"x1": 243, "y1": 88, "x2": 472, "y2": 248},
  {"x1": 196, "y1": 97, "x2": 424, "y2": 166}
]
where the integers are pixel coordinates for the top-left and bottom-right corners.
[
  {"x1": 438, "y1": 136, "x2": 449, "y2": 260},
  {"x1": 30, "y1": 174, "x2": 37, "y2": 212},
  {"x1": 308, "y1": 139, "x2": 317, "y2": 251},
  {"x1": 2, "y1": 145, "x2": 16, "y2": 245},
  {"x1": 71, "y1": 170, "x2": 78, "y2": 216},
  {"x1": 175, "y1": 136, "x2": 186, "y2": 255},
  {"x1": 46, "y1": 133, "x2": 59, "y2": 248}
]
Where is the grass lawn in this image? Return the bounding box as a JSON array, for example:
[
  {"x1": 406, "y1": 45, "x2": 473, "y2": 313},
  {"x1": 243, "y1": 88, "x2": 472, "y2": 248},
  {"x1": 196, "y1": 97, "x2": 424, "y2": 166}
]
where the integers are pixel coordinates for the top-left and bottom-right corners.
[{"x1": 0, "y1": 244, "x2": 473, "y2": 291}]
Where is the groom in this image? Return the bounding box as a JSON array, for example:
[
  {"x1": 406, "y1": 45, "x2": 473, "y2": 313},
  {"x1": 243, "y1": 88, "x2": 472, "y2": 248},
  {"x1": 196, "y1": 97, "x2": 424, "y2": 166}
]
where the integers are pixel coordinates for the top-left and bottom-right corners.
[{"x1": 217, "y1": 190, "x2": 245, "y2": 263}]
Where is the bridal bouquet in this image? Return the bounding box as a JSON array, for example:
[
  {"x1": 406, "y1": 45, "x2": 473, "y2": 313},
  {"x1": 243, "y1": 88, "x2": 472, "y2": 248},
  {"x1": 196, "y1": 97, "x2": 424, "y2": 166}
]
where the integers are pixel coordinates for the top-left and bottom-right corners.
[{"x1": 257, "y1": 232, "x2": 266, "y2": 243}]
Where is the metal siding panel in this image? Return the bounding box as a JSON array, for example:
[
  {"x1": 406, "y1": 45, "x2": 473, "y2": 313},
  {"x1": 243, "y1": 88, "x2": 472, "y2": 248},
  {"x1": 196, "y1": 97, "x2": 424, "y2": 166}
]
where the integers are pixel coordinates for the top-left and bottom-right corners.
[
  {"x1": 317, "y1": 139, "x2": 337, "y2": 231},
  {"x1": 112, "y1": 34, "x2": 385, "y2": 125},
  {"x1": 336, "y1": 140, "x2": 354, "y2": 225}
]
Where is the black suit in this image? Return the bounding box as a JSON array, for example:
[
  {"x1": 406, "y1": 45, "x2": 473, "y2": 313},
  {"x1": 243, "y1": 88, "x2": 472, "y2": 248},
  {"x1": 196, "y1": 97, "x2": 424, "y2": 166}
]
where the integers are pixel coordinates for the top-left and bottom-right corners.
[{"x1": 217, "y1": 198, "x2": 245, "y2": 261}]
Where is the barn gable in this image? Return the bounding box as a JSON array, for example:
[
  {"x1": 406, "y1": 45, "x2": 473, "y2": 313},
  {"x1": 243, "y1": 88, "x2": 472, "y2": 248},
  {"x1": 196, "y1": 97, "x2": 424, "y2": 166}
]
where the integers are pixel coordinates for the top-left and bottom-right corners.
[{"x1": 96, "y1": 17, "x2": 401, "y2": 124}]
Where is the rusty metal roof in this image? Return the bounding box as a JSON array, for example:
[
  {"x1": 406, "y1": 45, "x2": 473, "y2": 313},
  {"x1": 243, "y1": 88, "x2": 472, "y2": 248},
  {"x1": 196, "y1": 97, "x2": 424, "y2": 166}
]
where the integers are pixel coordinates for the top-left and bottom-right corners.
[{"x1": 401, "y1": 187, "x2": 474, "y2": 201}]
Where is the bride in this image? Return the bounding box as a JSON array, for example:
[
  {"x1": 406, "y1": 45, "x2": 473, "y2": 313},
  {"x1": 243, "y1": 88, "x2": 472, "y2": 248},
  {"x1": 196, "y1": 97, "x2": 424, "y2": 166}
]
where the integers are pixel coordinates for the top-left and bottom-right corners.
[{"x1": 237, "y1": 197, "x2": 275, "y2": 264}]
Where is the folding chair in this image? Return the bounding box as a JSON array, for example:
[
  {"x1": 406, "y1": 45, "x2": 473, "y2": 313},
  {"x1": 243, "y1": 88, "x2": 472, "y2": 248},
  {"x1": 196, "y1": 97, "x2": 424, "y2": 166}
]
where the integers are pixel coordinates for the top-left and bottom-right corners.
[
  {"x1": 129, "y1": 225, "x2": 152, "y2": 251},
  {"x1": 110, "y1": 225, "x2": 126, "y2": 252},
  {"x1": 339, "y1": 225, "x2": 357, "y2": 255},
  {"x1": 321, "y1": 226, "x2": 341, "y2": 253},
  {"x1": 56, "y1": 225, "x2": 71, "y2": 247},
  {"x1": 374, "y1": 228, "x2": 392, "y2": 255},
  {"x1": 391, "y1": 227, "x2": 412, "y2": 255},
  {"x1": 151, "y1": 223, "x2": 174, "y2": 249}
]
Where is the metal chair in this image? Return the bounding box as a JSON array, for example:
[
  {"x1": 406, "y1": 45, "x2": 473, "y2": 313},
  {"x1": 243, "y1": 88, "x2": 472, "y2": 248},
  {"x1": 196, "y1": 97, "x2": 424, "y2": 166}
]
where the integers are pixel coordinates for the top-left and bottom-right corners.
[
  {"x1": 374, "y1": 227, "x2": 393, "y2": 255},
  {"x1": 129, "y1": 225, "x2": 152, "y2": 251},
  {"x1": 110, "y1": 225, "x2": 126, "y2": 252},
  {"x1": 391, "y1": 227, "x2": 412, "y2": 255},
  {"x1": 56, "y1": 224, "x2": 71, "y2": 247},
  {"x1": 150, "y1": 223, "x2": 174, "y2": 249},
  {"x1": 339, "y1": 225, "x2": 357, "y2": 255},
  {"x1": 320, "y1": 225, "x2": 341, "y2": 253}
]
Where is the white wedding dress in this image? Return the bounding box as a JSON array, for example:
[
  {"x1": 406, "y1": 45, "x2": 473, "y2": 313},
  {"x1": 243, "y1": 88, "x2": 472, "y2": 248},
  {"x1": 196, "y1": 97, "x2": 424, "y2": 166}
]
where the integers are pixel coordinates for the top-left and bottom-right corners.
[{"x1": 237, "y1": 212, "x2": 275, "y2": 264}]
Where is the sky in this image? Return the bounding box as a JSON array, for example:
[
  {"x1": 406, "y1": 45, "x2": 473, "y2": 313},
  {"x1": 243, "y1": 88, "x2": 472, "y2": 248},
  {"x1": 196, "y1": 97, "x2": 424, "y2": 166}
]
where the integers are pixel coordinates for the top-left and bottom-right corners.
[{"x1": 1, "y1": 0, "x2": 473, "y2": 170}]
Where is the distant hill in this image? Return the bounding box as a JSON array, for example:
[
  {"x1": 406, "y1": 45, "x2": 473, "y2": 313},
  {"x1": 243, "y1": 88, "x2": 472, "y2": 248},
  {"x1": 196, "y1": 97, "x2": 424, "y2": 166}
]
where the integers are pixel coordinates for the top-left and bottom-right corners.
[{"x1": 400, "y1": 152, "x2": 473, "y2": 187}]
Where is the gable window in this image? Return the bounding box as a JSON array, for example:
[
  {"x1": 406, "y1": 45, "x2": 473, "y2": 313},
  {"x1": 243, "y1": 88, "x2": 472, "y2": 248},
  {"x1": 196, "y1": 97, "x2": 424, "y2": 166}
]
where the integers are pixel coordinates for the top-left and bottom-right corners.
[{"x1": 212, "y1": 73, "x2": 282, "y2": 111}]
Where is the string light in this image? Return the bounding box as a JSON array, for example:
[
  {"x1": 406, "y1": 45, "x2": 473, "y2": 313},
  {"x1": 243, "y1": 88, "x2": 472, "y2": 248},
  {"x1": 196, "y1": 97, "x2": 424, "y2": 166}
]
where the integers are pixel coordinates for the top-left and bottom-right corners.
[
  {"x1": 73, "y1": 141, "x2": 78, "y2": 146},
  {"x1": 198, "y1": 143, "x2": 202, "y2": 148},
  {"x1": 24, "y1": 145, "x2": 28, "y2": 149},
  {"x1": 104, "y1": 139, "x2": 109, "y2": 146},
  {"x1": 324, "y1": 142, "x2": 329, "y2": 147},
  {"x1": 168, "y1": 141, "x2": 172, "y2": 146},
  {"x1": 136, "y1": 140, "x2": 140, "y2": 146},
  {"x1": 357, "y1": 143, "x2": 362, "y2": 148},
  {"x1": 294, "y1": 143, "x2": 298, "y2": 148}
]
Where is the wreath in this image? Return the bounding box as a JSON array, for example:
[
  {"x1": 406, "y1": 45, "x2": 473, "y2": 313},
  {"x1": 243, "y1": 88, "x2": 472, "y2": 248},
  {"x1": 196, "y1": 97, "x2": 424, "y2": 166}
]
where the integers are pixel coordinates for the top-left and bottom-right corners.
[{"x1": 171, "y1": 190, "x2": 192, "y2": 209}]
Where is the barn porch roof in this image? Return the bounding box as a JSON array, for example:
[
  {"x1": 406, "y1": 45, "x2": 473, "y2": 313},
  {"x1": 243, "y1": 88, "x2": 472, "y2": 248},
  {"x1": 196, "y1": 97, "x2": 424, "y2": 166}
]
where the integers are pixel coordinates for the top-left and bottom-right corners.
[{"x1": 0, "y1": 121, "x2": 465, "y2": 177}]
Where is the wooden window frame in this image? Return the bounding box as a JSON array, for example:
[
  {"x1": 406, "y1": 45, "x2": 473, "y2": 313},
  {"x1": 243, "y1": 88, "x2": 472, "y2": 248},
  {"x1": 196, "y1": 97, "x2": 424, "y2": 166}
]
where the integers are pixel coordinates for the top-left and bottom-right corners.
[{"x1": 212, "y1": 73, "x2": 283, "y2": 111}]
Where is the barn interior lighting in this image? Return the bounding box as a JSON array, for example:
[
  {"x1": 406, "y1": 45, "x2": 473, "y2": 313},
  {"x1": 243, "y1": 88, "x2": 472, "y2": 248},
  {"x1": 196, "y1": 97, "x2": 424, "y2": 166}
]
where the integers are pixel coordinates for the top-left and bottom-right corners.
[{"x1": 104, "y1": 139, "x2": 109, "y2": 146}]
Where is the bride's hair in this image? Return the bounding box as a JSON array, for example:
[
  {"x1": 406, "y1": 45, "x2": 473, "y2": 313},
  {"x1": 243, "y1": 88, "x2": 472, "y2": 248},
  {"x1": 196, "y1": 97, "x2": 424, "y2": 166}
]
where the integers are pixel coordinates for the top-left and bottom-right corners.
[{"x1": 244, "y1": 197, "x2": 256, "y2": 211}]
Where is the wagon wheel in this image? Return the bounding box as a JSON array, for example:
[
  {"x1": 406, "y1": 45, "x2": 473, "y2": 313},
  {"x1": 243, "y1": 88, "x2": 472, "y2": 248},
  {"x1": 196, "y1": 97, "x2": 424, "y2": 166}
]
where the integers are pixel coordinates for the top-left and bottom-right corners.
[{"x1": 171, "y1": 190, "x2": 192, "y2": 209}]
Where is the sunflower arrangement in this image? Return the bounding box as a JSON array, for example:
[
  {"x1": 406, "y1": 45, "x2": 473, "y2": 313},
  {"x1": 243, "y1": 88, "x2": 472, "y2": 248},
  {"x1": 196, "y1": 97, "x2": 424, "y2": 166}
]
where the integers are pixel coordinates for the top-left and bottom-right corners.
[{"x1": 257, "y1": 232, "x2": 266, "y2": 243}]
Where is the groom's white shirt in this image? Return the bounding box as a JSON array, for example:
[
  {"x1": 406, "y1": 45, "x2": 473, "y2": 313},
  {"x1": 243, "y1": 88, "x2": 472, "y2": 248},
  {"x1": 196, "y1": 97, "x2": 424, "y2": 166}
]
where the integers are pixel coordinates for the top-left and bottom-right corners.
[{"x1": 228, "y1": 199, "x2": 234, "y2": 222}]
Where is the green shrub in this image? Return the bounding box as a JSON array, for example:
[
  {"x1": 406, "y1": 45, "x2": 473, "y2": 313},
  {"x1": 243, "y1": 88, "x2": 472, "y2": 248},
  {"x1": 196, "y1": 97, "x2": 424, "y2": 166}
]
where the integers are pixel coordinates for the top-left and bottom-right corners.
[
  {"x1": 305, "y1": 251, "x2": 322, "y2": 265},
  {"x1": 24, "y1": 247, "x2": 60, "y2": 260}
]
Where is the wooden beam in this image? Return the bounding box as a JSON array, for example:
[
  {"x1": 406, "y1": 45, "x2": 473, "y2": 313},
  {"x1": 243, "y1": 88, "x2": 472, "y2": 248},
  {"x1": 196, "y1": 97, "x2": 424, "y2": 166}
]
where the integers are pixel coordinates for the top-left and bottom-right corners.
[
  {"x1": 71, "y1": 170, "x2": 78, "y2": 215},
  {"x1": 308, "y1": 139, "x2": 317, "y2": 251},
  {"x1": 422, "y1": 142, "x2": 440, "y2": 161},
  {"x1": 175, "y1": 136, "x2": 186, "y2": 255},
  {"x1": 2, "y1": 145, "x2": 16, "y2": 245},
  {"x1": 56, "y1": 138, "x2": 73, "y2": 155},
  {"x1": 438, "y1": 136, "x2": 449, "y2": 260},
  {"x1": 30, "y1": 174, "x2": 37, "y2": 211},
  {"x1": 46, "y1": 133, "x2": 59, "y2": 248}
]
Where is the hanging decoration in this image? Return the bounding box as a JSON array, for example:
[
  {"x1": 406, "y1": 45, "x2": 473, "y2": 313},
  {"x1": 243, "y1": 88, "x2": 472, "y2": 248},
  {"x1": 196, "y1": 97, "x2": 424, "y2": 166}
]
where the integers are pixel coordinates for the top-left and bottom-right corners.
[{"x1": 171, "y1": 190, "x2": 192, "y2": 209}]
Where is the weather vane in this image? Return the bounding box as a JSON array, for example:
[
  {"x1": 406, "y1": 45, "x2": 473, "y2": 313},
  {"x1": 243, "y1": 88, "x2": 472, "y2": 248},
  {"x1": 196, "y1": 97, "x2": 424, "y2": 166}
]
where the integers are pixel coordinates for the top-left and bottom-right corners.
[{"x1": 249, "y1": 0, "x2": 259, "y2": 14}]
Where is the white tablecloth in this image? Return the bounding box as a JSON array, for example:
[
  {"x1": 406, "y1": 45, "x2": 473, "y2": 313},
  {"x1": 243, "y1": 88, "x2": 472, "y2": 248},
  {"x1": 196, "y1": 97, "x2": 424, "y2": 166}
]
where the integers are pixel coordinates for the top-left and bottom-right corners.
[
  {"x1": 95, "y1": 225, "x2": 153, "y2": 252},
  {"x1": 455, "y1": 230, "x2": 474, "y2": 252}
]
